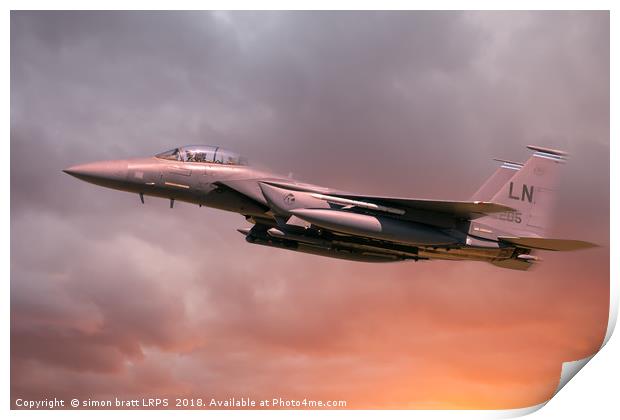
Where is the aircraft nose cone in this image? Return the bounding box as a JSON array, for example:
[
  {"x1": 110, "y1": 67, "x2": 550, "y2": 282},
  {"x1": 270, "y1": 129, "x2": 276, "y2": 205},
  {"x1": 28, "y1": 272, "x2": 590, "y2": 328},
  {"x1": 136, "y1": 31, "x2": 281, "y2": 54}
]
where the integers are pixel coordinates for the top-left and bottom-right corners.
[
  {"x1": 62, "y1": 164, "x2": 87, "y2": 177},
  {"x1": 63, "y1": 160, "x2": 129, "y2": 186}
]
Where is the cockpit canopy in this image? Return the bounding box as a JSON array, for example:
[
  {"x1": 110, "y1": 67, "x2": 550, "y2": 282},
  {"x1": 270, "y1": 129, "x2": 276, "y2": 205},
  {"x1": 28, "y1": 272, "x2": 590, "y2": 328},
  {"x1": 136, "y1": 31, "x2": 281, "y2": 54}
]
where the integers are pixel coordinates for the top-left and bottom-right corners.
[{"x1": 155, "y1": 145, "x2": 248, "y2": 166}]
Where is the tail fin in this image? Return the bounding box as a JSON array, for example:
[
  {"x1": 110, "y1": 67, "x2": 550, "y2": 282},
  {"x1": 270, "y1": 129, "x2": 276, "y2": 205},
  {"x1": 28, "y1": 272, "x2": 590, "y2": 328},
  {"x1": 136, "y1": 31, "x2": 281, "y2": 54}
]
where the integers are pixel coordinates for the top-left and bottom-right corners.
[
  {"x1": 475, "y1": 146, "x2": 568, "y2": 237},
  {"x1": 470, "y1": 158, "x2": 524, "y2": 201}
]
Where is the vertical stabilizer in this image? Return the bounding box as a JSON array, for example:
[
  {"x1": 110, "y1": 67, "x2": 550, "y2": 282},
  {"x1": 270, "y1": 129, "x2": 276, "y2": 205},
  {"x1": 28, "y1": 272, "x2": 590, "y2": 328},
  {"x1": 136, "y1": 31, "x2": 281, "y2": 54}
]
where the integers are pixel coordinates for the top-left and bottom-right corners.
[
  {"x1": 475, "y1": 146, "x2": 568, "y2": 237},
  {"x1": 470, "y1": 159, "x2": 524, "y2": 202}
]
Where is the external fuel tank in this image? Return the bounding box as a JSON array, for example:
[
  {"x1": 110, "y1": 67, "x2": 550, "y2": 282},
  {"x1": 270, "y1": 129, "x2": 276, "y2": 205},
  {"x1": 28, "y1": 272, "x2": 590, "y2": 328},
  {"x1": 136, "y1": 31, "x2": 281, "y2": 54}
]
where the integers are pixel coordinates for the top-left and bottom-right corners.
[{"x1": 289, "y1": 209, "x2": 456, "y2": 246}]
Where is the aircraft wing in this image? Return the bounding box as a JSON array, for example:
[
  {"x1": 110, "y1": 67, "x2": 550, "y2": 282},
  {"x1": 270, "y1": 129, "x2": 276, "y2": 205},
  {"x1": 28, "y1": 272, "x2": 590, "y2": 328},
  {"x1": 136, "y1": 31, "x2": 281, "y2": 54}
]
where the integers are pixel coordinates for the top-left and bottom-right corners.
[
  {"x1": 260, "y1": 180, "x2": 515, "y2": 220},
  {"x1": 332, "y1": 193, "x2": 515, "y2": 219}
]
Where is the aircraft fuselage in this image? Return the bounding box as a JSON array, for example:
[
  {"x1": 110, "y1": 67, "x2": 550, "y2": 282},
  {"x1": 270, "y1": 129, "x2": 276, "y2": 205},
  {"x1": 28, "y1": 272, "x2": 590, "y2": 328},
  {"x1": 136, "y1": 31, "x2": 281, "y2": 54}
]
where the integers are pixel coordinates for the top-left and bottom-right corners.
[{"x1": 65, "y1": 144, "x2": 587, "y2": 270}]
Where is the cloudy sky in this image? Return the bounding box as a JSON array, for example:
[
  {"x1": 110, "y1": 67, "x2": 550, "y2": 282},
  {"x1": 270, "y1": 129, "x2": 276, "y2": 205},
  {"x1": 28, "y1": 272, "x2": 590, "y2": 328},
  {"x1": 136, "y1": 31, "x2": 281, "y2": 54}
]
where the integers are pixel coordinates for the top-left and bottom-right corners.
[{"x1": 11, "y1": 11, "x2": 609, "y2": 409}]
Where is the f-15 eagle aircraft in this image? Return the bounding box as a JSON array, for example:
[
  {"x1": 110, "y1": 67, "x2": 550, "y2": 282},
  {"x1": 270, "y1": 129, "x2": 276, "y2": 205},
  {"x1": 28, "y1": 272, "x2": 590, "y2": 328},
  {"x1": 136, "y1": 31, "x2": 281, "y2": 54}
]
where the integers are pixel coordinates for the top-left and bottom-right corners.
[{"x1": 63, "y1": 145, "x2": 595, "y2": 270}]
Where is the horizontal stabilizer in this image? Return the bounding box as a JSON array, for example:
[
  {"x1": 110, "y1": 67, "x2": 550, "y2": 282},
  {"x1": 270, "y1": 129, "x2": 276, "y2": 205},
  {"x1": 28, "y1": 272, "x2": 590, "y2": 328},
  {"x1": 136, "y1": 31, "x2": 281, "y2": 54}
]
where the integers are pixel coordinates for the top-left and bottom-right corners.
[{"x1": 498, "y1": 237, "x2": 597, "y2": 251}]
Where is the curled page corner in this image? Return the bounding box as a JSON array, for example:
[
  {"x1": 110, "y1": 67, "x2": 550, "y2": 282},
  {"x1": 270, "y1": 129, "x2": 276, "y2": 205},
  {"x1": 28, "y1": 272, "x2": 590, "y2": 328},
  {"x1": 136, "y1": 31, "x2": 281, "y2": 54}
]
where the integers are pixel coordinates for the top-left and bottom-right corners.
[
  {"x1": 494, "y1": 296, "x2": 617, "y2": 418},
  {"x1": 545, "y1": 279, "x2": 619, "y2": 400},
  {"x1": 554, "y1": 355, "x2": 595, "y2": 395},
  {"x1": 491, "y1": 402, "x2": 547, "y2": 418},
  {"x1": 602, "y1": 291, "x2": 618, "y2": 347},
  {"x1": 547, "y1": 309, "x2": 614, "y2": 400},
  {"x1": 488, "y1": 356, "x2": 596, "y2": 419}
]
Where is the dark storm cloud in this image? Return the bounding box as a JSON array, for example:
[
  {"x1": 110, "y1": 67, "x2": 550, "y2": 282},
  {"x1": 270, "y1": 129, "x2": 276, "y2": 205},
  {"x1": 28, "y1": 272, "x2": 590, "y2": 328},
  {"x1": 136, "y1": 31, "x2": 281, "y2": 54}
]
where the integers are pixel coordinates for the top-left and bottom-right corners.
[
  {"x1": 11, "y1": 11, "x2": 609, "y2": 203},
  {"x1": 11, "y1": 11, "x2": 609, "y2": 409}
]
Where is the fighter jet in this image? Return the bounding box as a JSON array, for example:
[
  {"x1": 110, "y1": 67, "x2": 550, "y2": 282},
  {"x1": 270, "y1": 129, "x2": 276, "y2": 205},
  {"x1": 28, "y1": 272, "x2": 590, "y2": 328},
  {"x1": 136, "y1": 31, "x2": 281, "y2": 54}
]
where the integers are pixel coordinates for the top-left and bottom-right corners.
[{"x1": 63, "y1": 144, "x2": 595, "y2": 270}]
